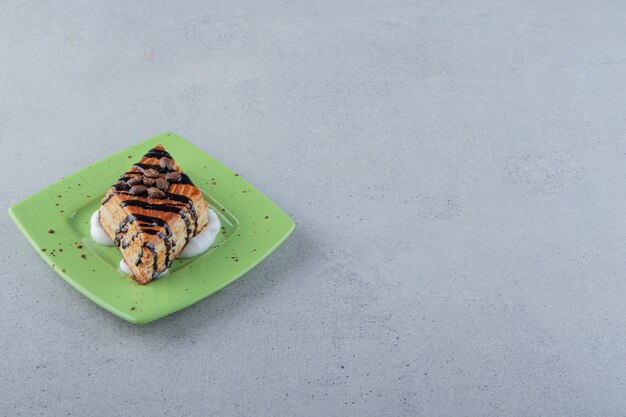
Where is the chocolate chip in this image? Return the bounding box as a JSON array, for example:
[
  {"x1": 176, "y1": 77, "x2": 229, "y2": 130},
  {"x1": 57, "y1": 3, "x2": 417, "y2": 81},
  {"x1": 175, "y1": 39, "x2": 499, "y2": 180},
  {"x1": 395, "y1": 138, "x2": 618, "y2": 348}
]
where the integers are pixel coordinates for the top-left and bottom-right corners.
[
  {"x1": 130, "y1": 185, "x2": 147, "y2": 195},
  {"x1": 159, "y1": 157, "x2": 173, "y2": 169},
  {"x1": 144, "y1": 168, "x2": 159, "y2": 178},
  {"x1": 142, "y1": 177, "x2": 156, "y2": 186},
  {"x1": 147, "y1": 187, "x2": 165, "y2": 198},
  {"x1": 155, "y1": 178, "x2": 169, "y2": 190},
  {"x1": 127, "y1": 176, "x2": 143, "y2": 186},
  {"x1": 165, "y1": 171, "x2": 181, "y2": 181}
]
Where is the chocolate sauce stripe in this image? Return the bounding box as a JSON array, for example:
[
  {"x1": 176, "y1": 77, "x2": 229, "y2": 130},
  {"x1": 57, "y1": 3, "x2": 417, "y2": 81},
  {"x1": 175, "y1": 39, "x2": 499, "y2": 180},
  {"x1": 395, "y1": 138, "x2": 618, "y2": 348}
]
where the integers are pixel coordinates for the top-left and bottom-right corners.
[
  {"x1": 120, "y1": 199, "x2": 186, "y2": 214},
  {"x1": 136, "y1": 247, "x2": 143, "y2": 266},
  {"x1": 145, "y1": 242, "x2": 158, "y2": 277},
  {"x1": 144, "y1": 150, "x2": 172, "y2": 159}
]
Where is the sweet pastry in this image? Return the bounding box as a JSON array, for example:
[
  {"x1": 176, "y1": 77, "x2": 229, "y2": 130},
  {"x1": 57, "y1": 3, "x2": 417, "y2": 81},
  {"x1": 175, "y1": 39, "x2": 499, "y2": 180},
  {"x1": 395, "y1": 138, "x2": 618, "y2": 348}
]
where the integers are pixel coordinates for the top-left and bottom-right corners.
[{"x1": 98, "y1": 145, "x2": 210, "y2": 284}]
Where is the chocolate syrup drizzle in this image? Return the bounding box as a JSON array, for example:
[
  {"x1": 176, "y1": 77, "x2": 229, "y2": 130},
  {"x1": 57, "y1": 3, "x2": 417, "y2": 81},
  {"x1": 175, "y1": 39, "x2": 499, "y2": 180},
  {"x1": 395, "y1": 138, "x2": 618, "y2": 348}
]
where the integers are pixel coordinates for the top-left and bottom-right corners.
[
  {"x1": 143, "y1": 148, "x2": 172, "y2": 159},
  {"x1": 101, "y1": 147, "x2": 200, "y2": 279}
]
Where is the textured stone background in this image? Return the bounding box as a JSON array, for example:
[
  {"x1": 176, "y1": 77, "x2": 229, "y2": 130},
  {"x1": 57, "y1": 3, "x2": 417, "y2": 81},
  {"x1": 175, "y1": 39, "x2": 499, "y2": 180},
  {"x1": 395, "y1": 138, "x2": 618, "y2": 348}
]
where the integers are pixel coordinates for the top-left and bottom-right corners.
[{"x1": 2, "y1": 1, "x2": 626, "y2": 416}]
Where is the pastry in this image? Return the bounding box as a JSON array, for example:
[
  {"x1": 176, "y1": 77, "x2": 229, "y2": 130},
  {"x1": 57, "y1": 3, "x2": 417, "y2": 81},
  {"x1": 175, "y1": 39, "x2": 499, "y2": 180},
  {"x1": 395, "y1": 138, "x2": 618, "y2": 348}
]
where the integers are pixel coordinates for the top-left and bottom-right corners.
[{"x1": 98, "y1": 145, "x2": 210, "y2": 284}]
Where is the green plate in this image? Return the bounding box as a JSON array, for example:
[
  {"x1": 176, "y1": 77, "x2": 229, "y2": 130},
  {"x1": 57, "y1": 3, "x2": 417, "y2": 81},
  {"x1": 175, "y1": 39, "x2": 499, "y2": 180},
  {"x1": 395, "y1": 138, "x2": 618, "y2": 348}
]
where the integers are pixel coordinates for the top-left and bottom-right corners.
[{"x1": 8, "y1": 132, "x2": 294, "y2": 324}]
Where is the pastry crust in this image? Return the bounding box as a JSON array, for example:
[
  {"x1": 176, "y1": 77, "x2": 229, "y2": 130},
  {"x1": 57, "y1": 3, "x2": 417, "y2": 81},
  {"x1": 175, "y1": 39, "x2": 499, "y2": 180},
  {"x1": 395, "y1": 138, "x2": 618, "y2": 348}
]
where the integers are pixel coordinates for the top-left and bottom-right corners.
[{"x1": 98, "y1": 145, "x2": 209, "y2": 284}]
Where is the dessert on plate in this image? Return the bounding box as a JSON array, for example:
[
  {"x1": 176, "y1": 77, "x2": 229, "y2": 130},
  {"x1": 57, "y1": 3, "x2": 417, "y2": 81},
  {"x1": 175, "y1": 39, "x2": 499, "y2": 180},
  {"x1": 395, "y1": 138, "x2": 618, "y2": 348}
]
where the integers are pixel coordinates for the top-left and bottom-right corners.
[{"x1": 94, "y1": 145, "x2": 218, "y2": 284}]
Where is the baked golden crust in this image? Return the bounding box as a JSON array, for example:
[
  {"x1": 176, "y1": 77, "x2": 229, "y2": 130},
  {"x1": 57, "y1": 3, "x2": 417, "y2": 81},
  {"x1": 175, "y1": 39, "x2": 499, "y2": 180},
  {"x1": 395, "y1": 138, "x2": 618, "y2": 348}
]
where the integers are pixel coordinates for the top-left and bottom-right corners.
[{"x1": 98, "y1": 145, "x2": 209, "y2": 284}]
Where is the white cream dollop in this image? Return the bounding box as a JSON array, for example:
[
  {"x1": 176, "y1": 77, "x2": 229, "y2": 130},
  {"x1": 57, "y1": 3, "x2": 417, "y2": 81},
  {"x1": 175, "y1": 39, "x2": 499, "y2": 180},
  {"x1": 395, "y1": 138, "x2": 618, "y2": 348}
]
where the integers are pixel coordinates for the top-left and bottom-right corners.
[
  {"x1": 179, "y1": 209, "x2": 221, "y2": 258},
  {"x1": 118, "y1": 259, "x2": 132, "y2": 274},
  {"x1": 90, "y1": 210, "x2": 114, "y2": 245}
]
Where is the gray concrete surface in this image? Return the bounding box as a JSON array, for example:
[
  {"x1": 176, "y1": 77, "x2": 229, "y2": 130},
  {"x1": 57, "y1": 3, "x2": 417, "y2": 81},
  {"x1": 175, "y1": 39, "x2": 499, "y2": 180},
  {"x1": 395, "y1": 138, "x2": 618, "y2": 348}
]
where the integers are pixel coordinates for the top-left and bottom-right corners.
[{"x1": 1, "y1": 0, "x2": 626, "y2": 416}]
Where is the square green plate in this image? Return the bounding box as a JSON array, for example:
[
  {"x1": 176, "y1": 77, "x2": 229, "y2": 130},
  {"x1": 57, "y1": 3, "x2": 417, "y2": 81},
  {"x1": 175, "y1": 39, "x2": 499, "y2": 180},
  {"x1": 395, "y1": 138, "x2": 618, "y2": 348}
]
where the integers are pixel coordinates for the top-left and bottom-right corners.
[{"x1": 8, "y1": 132, "x2": 294, "y2": 324}]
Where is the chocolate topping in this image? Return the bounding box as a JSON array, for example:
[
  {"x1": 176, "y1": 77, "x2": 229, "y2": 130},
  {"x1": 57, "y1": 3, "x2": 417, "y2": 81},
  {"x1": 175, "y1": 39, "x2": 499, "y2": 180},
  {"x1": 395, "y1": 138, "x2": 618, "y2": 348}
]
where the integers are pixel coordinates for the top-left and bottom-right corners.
[
  {"x1": 165, "y1": 171, "x2": 181, "y2": 182},
  {"x1": 155, "y1": 178, "x2": 169, "y2": 190},
  {"x1": 144, "y1": 168, "x2": 160, "y2": 178},
  {"x1": 159, "y1": 157, "x2": 173, "y2": 169},
  {"x1": 127, "y1": 176, "x2": 143, "y2": 186},
  {"x1": 130, "y1": 185, "x2": 147, "y2": 195},
  {"x1": 147, "y1": 187, "x2": 165, "y2": 198}
]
